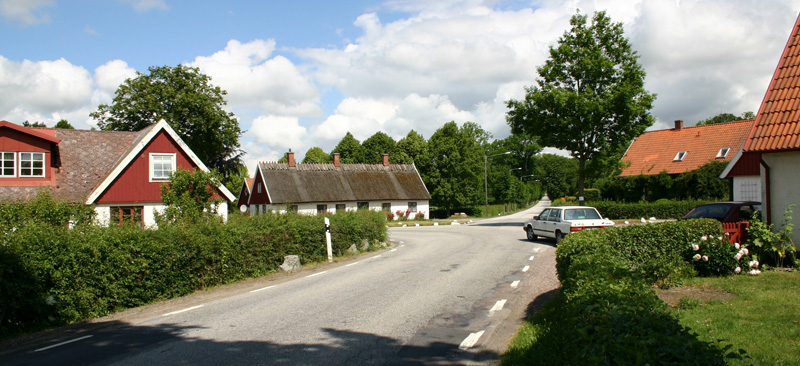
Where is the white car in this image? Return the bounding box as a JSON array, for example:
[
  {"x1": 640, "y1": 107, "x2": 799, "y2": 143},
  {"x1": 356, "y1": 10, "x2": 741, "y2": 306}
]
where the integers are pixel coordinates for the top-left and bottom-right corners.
[{"x1": 523, "y1": 206, "x2": 614, "y2": 244}]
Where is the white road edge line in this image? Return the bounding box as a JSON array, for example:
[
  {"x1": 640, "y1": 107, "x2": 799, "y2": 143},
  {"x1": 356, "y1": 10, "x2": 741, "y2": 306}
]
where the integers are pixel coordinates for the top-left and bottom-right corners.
[
  {"x1": 162, "y1": 305, "x2": 204, "y2": 317},
  {"x1": 510, "y1": 280, "x2": 520, "y2": 288},
  {"x1": 35, "y1": 335, "x2": 93, "y2": 352},
  {"x1": 522, "y1": 265, "x2": 531, "y2": 272},
  {"x1": 306, "y1": 271, "x2": 327, "y2": 278},
  {"x1": 345, "y1": 261, "x2": 360, "y2": 267},
  {"x1": 390, "y1": 248, "x2": 398, "y2": 252},
  {"x1": 459, "y1": 330, "x2": 485, "y2": 350},
  {"x1": 490, "y1": 299, "x2": 507, "y2": 312},
  {"x1": 250, "y1": 285, "x2": 275, "y2": 293},
  {"x1": 529, "y1": 256, "x2": 535, "y2": 260}
]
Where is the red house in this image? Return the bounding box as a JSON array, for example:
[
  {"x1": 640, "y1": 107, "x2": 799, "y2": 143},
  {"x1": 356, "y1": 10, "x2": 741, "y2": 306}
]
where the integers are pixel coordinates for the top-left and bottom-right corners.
[{"x1": 0, "y1": 120, "x2": 235, "y2": 226}]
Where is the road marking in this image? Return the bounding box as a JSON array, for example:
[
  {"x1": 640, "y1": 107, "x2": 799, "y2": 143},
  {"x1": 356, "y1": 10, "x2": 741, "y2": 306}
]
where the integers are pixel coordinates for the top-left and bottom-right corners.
[
  {"x1": 250, "y1": 285, "x2": 275, "y2": 293},
  {"x1": 490, "y1": 299, "x2": 507, "y2": 312},
  {"x1": 35, "y1": 335, "x2": 93, "y2": 352},
  {"x1": 371, "y1": 254, "x2": 383, "y2": 259},
  {"x1": 459, "y1": 330, "x2": 485, "y2": 350},
  {"x1": 306, "y1": 271, "x2": 327, "y2": 278},
  {"x1": 510, "y1": 280, "x2": 520, "y2": 288},
  {"x1": 345, "y1": 261, "x2": 360, "y2": 267},
  {"x1": 529, "y1": 256, "x2": 534, "y2": 260},
  {"x1": 390, "y1": 248, "x2": 398, "y2": 252},
  {"x1": 533, "y1": 248, "x2": 541, "y2": 253},
  {"x1": 162, "y1": 305, "x2": 204, "y2": 317},
  {"x1": 522, "y1": 265, "x2": 530, "y2": 272}
]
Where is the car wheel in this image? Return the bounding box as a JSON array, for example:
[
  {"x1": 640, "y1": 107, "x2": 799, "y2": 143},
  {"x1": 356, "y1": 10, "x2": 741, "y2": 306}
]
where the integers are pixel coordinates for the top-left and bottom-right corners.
[
  {"x1": 526, "y1": 226, "x2": 537, "y2": 241},
  {"x1": 555, "y1": 231, "x2": 564, "y2": 245}
]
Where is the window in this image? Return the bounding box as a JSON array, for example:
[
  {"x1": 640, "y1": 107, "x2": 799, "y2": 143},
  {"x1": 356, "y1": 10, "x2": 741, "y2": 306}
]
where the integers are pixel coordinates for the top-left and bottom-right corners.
[
  {"x1": 548, "y1": 209, "x2": 561, "y2": 221},
  {"x1": 716, "y1": 147, "x2": 730, "y2": 158},
  {"x1": 19, "y1": 152, "x2": 44, "y2": 177},
  {"x1": 1, "y1": 152, "x2": 15, "y2": 177},
  {"x1": 382, "y1": 203, "x2": 391, "y2": 212},
  {"x1": 408, "y1": 202, "x2": 418, "y2": 212},
  {"x1": 150, "y1": 153, "x2": 176, "y2": 181},
  {"x1": 317, "y1": 204, "x2": 328, "y2": 214},
  {"x1": 111, "y1": 206, "x2": 143, "y2": 227},
  {"x1": 336, "y1": 203, "x2": 346, "y2": 212},
  {"x1": 357, "y1": 202, "x2": 369, "y2": 210},
  {"x1": 257, "y1": 183, "x2": 262, "y2": 194},
  {"x1": 289, "y1": 205, "x2": 298, "y2": 213},
  {"x1": 673, "y1": 151, "x2": 687, "y2": 161},
  {"x1": 538, "y1": 209, "x2": 551, "y2": 220}
]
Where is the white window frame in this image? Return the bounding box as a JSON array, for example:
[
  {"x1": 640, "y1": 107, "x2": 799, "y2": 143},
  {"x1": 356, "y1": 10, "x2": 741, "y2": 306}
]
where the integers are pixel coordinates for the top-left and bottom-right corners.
[
  {"x1": 716, "y1": 147, "x2": 730, "y2": 158},
  {"x1": 149, "y1": 153, "x2": 176, "y2": 182},
  {"x1": 0, "y1": 151, "x2": 16, "y2": 177},
  {"x1": 673, "y1": 151, "x2": 687, "y2": 161},
  {"x1": 18, "y1": 152, "x2": 45, "y2": 177},
  {"x1": 408, "y1": 202, "x2": 418, "y2": 213}
]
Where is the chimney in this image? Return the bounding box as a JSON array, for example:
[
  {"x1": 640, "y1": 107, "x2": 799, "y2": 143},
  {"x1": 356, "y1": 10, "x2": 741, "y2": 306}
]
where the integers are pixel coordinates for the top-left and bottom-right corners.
[
  {"x1": 333, "y1": 153, "x2": 341, "y2": 167},
  {"x1": 382, "y1": 153, "x2": 390, "y2": 166},
  {"x1": 287, "y1": 149, "x2": 296, "y2": 167},
  {"x1": 674, "y1": 120, "x2": 683, "y2": 131}
]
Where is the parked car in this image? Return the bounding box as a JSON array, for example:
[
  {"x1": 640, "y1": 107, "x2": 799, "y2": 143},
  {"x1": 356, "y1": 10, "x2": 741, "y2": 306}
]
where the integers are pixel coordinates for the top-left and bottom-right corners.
[
  {"x1": 523, "y1": 206, "x2": 614, "y2": 244},
  {"x1": 682, "y1": 201, "x2": 761, "y2": 223}
]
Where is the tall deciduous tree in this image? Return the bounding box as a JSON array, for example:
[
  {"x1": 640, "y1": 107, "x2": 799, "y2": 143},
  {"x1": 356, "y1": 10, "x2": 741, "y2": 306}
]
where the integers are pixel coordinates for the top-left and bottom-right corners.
[
  {"x1": 331, "y1": 132, "x2": 365, "y2": 163},
  {"x1": 54, "y1": 119, "x2": 74, "y2": 129},
  {"x1": 361, "y1": 131, "x2": 397, "y2": 164},
  {"x1": 506, "y1": 11, "x2": 655, "y2": 202},
  {"x1": 425, "y1": 121, "x2": 489, "y2": 216},
  {"x1": 91, "y1": 65, "x2": 243, "y2": 177},
  {"x1": 396, "y1": 130, "x2": 428, "y2": 164},
  {"x1": 302, "y1": 147, "x2": 331, "y2": 164},
  {"x1": 696, "y1": 112, "x2": 755, "y2": 126}
]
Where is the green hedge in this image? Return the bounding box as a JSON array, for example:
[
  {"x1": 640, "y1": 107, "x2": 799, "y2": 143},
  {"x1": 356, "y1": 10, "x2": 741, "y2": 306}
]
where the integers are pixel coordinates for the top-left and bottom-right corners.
[
  {"x1": 0, "y1": 208, "x2": 386, "y2": 339},
  {"x1": 504, "y1": 219, "x2": 748, "y2": 365},
  {"x1": 551, "y1": 199, "x2": 710, "y2": 220}
]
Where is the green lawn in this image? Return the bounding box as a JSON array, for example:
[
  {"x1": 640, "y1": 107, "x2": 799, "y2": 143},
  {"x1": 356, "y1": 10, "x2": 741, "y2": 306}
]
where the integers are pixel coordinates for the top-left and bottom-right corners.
[{"x1": 673, "y1": 270, "x2": 800, "y2": 365}]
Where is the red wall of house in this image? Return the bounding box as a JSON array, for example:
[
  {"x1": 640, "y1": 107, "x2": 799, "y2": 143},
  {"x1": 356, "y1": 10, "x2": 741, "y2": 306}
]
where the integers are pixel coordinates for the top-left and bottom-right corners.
[
  {"x1": 248, "y1": 169, "x2": 270, "y2": 205},
  {"x1": 0, "y1": 127, "x2": 55, "y2": 186},
  {"x1": 95, "y1": 130, "x2": 222, "y2": 203}
]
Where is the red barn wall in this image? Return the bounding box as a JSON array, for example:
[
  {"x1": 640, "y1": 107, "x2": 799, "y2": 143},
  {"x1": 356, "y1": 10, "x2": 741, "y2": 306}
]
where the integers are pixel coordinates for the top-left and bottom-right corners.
[{"x1": 0, "y1": 127, "x2": 56, "y2": 186}]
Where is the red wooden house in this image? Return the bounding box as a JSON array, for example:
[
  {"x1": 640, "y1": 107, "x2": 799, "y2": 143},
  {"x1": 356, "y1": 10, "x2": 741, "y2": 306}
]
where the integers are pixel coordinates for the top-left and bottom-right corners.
[{"x1": 0, "y1": 120, "x2": 235, "y2": 226}]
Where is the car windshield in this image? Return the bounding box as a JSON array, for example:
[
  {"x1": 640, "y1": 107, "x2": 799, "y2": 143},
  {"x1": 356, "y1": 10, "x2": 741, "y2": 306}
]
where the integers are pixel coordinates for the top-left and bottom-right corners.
[
  {"x1": 564, "y1": 208, "x2": 601, "y2": 220},
  {"x1": 685, "y1": 204, "x2": 734, "y2": 221}
]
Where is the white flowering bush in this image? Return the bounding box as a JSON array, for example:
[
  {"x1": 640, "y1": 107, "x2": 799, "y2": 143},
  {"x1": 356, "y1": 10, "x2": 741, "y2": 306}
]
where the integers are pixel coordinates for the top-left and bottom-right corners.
[{"x1": 687, "y1": 235, "x2": 755, "y2": 277}]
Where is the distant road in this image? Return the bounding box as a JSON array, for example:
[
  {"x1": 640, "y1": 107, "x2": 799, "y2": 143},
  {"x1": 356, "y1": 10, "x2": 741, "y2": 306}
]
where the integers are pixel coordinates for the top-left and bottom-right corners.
[{"x1": 1, "y1": 200, "x2": 559, "y2": 365}]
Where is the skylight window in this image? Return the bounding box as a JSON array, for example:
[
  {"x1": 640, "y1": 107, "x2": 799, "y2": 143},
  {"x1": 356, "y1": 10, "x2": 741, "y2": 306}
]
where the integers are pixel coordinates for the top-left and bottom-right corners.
[
  {"x1": 673, "y1": 151, "x2": 687, "y2": 161},
  {"x1": 716, "y1": 147, "x2": 730, "y2": 158}
]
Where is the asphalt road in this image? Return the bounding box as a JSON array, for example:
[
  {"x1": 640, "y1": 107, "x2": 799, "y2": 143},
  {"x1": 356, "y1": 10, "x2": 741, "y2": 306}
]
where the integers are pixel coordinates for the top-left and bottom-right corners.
[{"x1": 1, "y1": 200, "x2": 559, "y2": 365}]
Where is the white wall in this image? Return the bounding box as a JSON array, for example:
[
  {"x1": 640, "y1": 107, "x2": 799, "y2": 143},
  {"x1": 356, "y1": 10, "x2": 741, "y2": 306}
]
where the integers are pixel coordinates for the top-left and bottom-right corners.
[
  {"x1": 732, "y1": 176, "x2": 761, "y2": 202},
  {"x1": 94, "y1": 201, "x2": 228, "y2": 228},
  {"x1": 762, "y1": 151, "x2": 800, "y2": 249},
  {"x1": 251, "y1": 200, "x2": 430, "y2": 219}
]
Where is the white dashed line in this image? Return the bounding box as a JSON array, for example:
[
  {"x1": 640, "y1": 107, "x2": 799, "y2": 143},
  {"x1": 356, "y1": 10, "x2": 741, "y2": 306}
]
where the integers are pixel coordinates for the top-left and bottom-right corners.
[
  {"x1": 162, "y1": 305, "x2": 203, "y2": 317},
  {"x1": 306, "y1": 271, "x2": 327, "y2": 278},
  {"x1": 390, "y1": 248, "x2": 398, "y2": 252},
  {"x1": 529, "y1": 256, "x2": 535, "y2": 260},
  {"x1": 250, "y1": 285, "x2": 275, "y2": 293},
  {"x1": 459, "y1": 330, "x2": 485, "y2": 350},
  {"x1": 346, "y1": 261, "x2": 360, "y2": 267},
  {"x1": 35, "y1": 335, "x2": 93, "y2": 352},
  {"x1": 522, "y1": 265, "x2": 530, "y2": 272},
  {"x1": 510, "y1": 280, "x2": 520, "y2": 288},
  {"x1": 490, "y1": 299, "x2": 507, "y2": 312}
]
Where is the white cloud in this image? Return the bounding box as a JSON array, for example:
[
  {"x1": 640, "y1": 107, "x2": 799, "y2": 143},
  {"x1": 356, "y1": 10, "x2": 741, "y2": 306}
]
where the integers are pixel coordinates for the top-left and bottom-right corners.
[
  {"x1": 0, "y1": 56, "x2": 93, "y2": 118},
  {"x1": 249, "y1": 115, "x2": 308, "y2": 152},
  {"x1": 120, "y1": 0, "x2": 169, "y2": 12},
  {"x1": 190, "y1": 39, "x2": 321, "y2": 117},
  {"x1": 0, "y1": 0, "x2": 53, "y2": 25},
  {"x1": 94, "y1": 59, "x2": 137, "y2": 93}
]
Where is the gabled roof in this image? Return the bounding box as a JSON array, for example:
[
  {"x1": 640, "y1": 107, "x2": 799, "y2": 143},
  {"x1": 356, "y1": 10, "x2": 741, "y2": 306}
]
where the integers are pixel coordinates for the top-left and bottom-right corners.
[
  {"x1": 619, "y1": 119, "x2": 753, "y2": 177},
  {"x1": 0, "y1": 120, "x2": 235, "y2": 203},
  {"x1": 745, "y1": 12, "x2": 800, "y2": 152},
  {"x1": 256, "y1": 162, "x2": 431, "y2": 204},
  {"x1": 0, "y1": 120, "x2": 61, "y2": 144}
]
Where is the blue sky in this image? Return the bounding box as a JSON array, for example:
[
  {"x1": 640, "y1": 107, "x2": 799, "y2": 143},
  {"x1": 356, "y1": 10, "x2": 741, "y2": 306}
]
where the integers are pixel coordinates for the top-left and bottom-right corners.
[{"x1": 3, "y1": 0, "x2": 800, "y2": 170}]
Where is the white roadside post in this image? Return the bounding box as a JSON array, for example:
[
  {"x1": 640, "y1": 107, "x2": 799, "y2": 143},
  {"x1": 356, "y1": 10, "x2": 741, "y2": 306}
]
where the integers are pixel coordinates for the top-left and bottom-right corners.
[{"x1": 324, "y1": 217, "x2": 333, "y2": 262}]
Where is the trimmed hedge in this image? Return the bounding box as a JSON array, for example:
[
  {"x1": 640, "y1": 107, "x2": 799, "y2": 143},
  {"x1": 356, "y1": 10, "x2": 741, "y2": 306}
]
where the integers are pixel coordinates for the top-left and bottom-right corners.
[
  {"x1": 0, "y1": 209, "x2": 386, "y2": 339},
  {"x1": 551, "y1": 199, "x2": 710, "y2": 220},
  {"x1": 504, "y1": 219, "x2": 748, "y2": 365}
]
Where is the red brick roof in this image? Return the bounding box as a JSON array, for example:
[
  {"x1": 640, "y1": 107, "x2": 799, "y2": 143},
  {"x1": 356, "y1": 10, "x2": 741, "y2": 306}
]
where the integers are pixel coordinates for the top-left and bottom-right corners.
[
  {"x1": 619, "y1": 119, "x2": 753, "y2": 177},
  {"x1": 745, "y1": 12, "x2": 800, "y2": 152}
]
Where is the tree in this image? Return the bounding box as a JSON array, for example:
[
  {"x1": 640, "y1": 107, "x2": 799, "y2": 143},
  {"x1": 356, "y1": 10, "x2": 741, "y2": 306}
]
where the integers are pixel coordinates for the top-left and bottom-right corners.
[
  {"x1": 53, "y1": 119, "x2": 74, "y2": 129},
  {"x1": 696, "y1": 111, "x2": 755, "y2": 126},
  {"x1": 506, "y1": 11, "x2": 655, "y2": 203},
  {"x1": 91, "y1": 65, "x2": 243, "y2": 177},
  {"x1": 396, "y1": 130, "x2": 428, "y2": 164},
  {"x1": 537, "y1": 154, "x2": 578, "y2": 199},
  {"x1": 331, "y1": 132, "x2": 365, "y2": 163},
  {"x1": 302, "y1": 147, "x2": 331, "y2": 164},
  {"x1": 22, "y1": 121, "x2": 47, "y2": 128},
  {"x1": 361, "y1": 131, "x2": 397, "y2": 164},
  {"x1": 424, "y1": 121, "x2": 489, "y2": 216},
  {"x1": 157, "y1": 168, "x2": 223, "y2": 224}
]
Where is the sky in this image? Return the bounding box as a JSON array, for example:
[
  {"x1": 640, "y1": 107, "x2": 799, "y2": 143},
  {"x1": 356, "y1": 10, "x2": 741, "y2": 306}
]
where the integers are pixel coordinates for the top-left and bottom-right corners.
[{"x1": 3, "y1": 0, "x2": 800, "y2": 172}]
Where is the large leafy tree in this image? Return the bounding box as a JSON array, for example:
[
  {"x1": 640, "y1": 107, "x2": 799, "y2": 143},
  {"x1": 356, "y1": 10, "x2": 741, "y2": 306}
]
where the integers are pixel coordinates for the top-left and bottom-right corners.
[
  {"x1": 361, "y1": 131, "x2": 397, "y2": 164},
  {"x1": 424, "y1": 121, "x2": 489, "y2": 216},
  {"x1": 54, "y1": 119, "x2": 74, "y2": 129},
  {"x1": 331, "y1": 132, "x2": 365, "y2": 163},
  {"x1": 91, "y1": 65, "x2": 243, "y2": 177},
  {"x1": 696, "y1": 111, "x2": 755, "y2": 126},
  {"x1": 507, "y1": 11, "x2": 655, "y2": 202},
  {"x1": 302, "y1": 147, "x2": 331, "y2": 164},
  {"x1": 396, "y1": 130, "x2": 428, "y2": 164}
]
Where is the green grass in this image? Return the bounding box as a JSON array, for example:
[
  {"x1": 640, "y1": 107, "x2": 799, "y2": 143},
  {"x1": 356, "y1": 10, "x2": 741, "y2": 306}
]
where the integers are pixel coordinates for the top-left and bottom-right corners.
[{"x1": 673, "y1": 271, "x2": 800, "y2": 365}]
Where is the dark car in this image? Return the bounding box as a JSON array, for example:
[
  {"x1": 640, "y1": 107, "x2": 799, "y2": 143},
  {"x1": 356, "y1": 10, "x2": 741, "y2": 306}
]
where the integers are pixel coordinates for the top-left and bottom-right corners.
[{"x1": 682, "y1": 201, "x2": 761, "y2": 223}]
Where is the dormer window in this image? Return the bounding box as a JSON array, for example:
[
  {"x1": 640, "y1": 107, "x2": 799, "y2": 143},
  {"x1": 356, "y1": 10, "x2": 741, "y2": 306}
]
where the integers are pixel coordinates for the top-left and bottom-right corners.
[
  {"x1": 150, "y1": 153, "x2": 176, "y2": 181},
  {"x1": 716, "y1": 147, "x2": 730, "y2": 158},
  {"x1": 1, "y1": 152, "x2": 44, "y2": 177},
  {"x1": 1, "y1": 152, "x2": 15, "y2": 177},
  {"x1": 673, "y1": 151, "x2": 687, "y2": 161}
]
